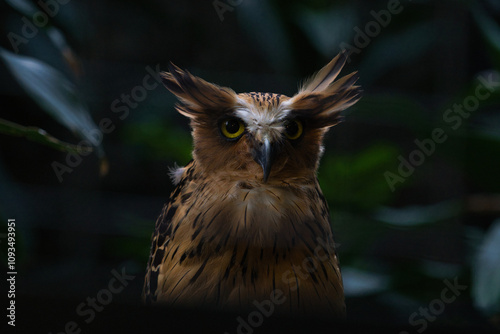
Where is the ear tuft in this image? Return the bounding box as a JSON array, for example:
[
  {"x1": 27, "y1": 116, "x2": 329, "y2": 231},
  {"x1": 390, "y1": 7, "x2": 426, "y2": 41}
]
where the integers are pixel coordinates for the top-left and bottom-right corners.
[
  {"x1": 160, "y1": 64, "x2": 237, "y2": 119},
  {"x1": 299, "y1": 51, "x2": 349, "y2": 94},
  {"x1": 286, "y1": 51, "x2": 362, "y2": 128}
]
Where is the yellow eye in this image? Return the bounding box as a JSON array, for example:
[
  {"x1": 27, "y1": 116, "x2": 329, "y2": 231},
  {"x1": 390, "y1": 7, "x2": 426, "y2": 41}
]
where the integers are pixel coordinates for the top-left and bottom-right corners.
[
  {"x1": 284, "y1": 119, "x2": 303, "y2": 140},
  {"x1": 220, "y1": 118, "x2": 245, "y2": 139}
]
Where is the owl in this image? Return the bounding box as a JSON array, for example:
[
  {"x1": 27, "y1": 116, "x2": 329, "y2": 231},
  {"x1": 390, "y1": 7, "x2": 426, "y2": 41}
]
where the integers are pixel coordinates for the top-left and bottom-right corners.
[{"x1": 143, "y1": 52, "x2": 361, "y2": 317}]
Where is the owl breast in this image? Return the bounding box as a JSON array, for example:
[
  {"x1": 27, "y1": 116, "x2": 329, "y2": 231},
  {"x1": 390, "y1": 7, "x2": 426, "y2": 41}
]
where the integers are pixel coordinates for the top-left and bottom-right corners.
[
  {"x1": 227, "y1": 181, "x2": 315, "y2": 245},
  {"x1": 147, "y1": 161, "x2": 344, "y2": 316}
]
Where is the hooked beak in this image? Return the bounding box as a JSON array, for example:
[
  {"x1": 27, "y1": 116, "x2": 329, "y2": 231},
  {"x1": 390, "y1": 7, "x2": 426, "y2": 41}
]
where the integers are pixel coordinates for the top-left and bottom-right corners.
[{"x1": 253, "y1": 137, "x2": 275, "y2": 183}]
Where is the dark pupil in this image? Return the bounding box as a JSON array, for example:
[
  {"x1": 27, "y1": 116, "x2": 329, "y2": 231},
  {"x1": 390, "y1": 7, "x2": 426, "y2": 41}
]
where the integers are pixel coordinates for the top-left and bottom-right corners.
[
  {"x1": 286, "y1": 121, "x2": 298, "y2": 136},
  {"x1": 225, "y1": 120, "x2": 240, "y2": 134}
]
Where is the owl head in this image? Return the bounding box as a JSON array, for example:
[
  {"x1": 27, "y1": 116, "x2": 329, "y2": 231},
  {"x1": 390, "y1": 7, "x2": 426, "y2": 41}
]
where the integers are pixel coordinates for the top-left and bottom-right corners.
[{"x1": 161, "y1": 52, "x2": 361, "y2": 185}]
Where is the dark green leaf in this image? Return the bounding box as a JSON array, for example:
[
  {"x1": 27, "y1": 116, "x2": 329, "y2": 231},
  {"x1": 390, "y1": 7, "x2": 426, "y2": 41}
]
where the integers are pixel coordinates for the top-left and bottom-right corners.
[
  {"x1": 374, "y1": 200, "x2": 461, "y2": 227},
  {"x1": 0, "y1": 118, "x2": 92, "y2": 154},
  {"x1": 472, "y1": 220, "x2": 500, "y2": 316},
  {"x1": 0, "y1": 48, "x2": 104, "y2": 158},
  {"x1": 473, "y1": 3, "x2": 500, "y2": 70},
  {"x1": 5, "y1": 0, "x2": 39, "y2": 17},
  {"x1": 342, "y1": 267, "x2": 390, "y2": 297}
]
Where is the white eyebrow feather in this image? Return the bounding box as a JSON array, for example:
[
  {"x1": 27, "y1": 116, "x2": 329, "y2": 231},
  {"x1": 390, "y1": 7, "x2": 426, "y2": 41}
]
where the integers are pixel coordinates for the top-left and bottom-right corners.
[
  {"x1": 234, "y1": 97, "x2": 290, "y2": 129},
  {"x1": 232, "y1": 97, "x2": 292, "y2": 142}
]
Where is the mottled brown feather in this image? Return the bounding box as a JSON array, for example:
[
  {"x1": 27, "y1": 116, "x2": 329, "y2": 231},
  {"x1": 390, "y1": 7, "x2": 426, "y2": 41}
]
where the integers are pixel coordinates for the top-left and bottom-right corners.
[{"x1": 143, "y1": 53, "x2": 362, "y2": 317}]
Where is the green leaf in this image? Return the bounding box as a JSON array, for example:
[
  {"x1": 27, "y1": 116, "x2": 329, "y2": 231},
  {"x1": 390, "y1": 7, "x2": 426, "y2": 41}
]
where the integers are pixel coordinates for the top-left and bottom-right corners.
[
  {"x1": 472, "y1": 219, "x2": 500, "y2": 316},
  {"x1": 472, "y1": 3, "x2": 500, "y2": 70},
  {"x1": 5, "y1": 0, "x2": 81, "y2": 74},
  {"x1": 0, "y1": 118, "x2": 91, "y2": 154},
  {"x1": 0, "y1": 47, "x2": 104, "y2": 158},
  {"x1": 5, "y1": 0, "x2": 39, "y2": 17},
  {"x1": 374, "y1": 200, "x2": 461, "y2": 227},
  {"x1": 342, "y1": 267, "x2": 390, "y2": 297}
]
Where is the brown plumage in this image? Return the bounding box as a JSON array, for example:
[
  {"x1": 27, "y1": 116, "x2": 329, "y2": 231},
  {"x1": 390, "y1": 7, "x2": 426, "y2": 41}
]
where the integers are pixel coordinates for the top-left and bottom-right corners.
[{"x1": 143, "y1": 52, "x2": 361, "y2": 317}]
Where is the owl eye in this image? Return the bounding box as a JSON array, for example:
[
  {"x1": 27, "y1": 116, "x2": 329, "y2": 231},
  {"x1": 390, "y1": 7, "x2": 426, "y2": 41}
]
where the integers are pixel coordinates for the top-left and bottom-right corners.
[
  {"x1": 220, "y1": 118, "x2": 245, "y2": 140},
  {"x1": 284, "y1": 119, "x2": 303, "y2": 140}
]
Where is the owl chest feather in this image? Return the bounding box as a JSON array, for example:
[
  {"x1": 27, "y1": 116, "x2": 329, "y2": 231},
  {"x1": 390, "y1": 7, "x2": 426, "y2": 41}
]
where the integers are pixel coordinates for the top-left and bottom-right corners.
[{"x1": 145, "y1": 163, "x2": 345, "y2": 316}]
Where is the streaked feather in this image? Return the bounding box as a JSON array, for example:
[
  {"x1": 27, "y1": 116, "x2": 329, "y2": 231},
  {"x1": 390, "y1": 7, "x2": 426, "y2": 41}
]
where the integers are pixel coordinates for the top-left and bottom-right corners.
[
  {"x1": 299, "y1": 51, "x2": 349, "y2": 93},
  {"x1": 144, "y1": 53, "x2": 362, "y2": 317},
  {"x1": 160, "y1": 64, "x2": 236, "y2": 118},
  {"x1": 285, "y1": 52, "x2": 362, "y2": 128}
]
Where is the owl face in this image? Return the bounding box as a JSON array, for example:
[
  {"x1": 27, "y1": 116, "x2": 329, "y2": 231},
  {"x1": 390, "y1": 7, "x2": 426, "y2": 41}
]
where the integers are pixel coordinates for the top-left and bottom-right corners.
[
  {"x1": 205, "y1": 92, "x2": 328, "y2": 184},
  {"x1": 161, "y1": 53, "x2": 361, "y2": 184}
]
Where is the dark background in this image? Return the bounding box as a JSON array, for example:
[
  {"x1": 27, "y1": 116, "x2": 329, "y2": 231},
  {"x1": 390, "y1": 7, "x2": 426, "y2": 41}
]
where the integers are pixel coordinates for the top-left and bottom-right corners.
[{"x1": 1, "y1": 0, "x2": 500, "y2": 333}]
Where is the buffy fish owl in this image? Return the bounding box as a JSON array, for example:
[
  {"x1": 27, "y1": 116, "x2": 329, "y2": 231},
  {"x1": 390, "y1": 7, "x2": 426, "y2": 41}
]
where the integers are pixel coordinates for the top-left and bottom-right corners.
[{"x1": 143, "y1": 52, "x2": 361, "y2": 317}]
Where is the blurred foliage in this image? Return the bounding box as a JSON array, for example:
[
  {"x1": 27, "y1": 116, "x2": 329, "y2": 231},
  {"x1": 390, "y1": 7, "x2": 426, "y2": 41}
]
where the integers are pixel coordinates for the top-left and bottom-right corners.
[
  {"x1": 319, "y1": 144, "x2": 399, "y2": 211},
  {"x1": 0, "y1": 1, "x2": 105, "y2": 166},
  {"x1": 472, "y1": 220, "x2": 500, "y2": 317},
  {"x1": 105, "y1": 214, "x2": 154, "y2": 263},
  {"x1": 0, "y1": 117, "x2": 91, "y2": 154},
  {"x1": 121, "y1": 120, "x2": 192, "y2": 162},
  {"x1": 0, "y1": 48, "x2": 103, "y2": 156},
  {"x1": 0, "y1": 0, "x2": 500, "y2": 328},
  {"x1": 474, "y1": 2, "x2": 500, "y2": 70},
  {"x1": 465, "y1": 132, "x2": 500, "y2": 192}
]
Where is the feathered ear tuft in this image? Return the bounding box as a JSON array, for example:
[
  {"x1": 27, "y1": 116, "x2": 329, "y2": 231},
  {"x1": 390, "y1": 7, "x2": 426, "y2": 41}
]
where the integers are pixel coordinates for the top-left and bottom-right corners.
[
  {"x1": 285, "y1": 51, "x2": 362, "y2": 128},
  {"x1": 160, "y1": 63, "x2": 237, "y2": 119}
]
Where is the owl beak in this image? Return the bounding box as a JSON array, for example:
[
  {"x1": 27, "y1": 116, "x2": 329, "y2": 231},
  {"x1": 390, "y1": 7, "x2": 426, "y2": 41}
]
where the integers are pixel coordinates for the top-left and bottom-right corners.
[{"x1": 254, "y1": 137, "x2": 274, "y2": 183}]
